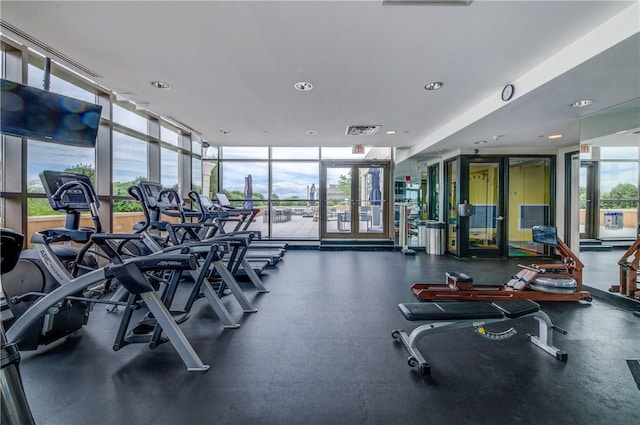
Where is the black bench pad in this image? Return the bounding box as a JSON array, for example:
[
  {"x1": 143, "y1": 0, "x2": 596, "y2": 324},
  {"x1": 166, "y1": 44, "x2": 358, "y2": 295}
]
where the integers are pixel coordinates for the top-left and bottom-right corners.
[
  {"x1": 399, "y1": 300, "x2": 541, "y2": 322},
  {"x1": 491, "y1": 300, "x2": 540, "y2": 318},
  {"x1": 398, "y1": 301, "x2": 504, "y2": 321}
]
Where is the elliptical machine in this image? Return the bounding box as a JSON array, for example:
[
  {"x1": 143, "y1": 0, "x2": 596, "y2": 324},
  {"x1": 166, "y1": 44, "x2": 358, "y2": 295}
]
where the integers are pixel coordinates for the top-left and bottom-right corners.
[
  {"x1": 2, "y1": 171, "x2": 107, "y2": 350},
  {"x1": 1, "y1": 228, "x2": 36, "y2": 425}
]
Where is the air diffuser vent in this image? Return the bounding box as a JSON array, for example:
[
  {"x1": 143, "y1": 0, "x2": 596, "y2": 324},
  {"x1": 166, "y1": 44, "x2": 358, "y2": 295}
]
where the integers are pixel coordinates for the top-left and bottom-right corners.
[
  {"x1": 346, "y1": 125, "x2": 381, "y2": 136},
  {"x1": 0, "y1": 20, "x2": 103, "y2": 78}
]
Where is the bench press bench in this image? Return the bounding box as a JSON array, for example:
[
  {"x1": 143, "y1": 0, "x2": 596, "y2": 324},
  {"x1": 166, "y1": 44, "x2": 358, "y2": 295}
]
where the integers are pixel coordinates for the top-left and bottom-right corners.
[{"x1": 391, "y1": 299, "x2": 567, "y2": 375}]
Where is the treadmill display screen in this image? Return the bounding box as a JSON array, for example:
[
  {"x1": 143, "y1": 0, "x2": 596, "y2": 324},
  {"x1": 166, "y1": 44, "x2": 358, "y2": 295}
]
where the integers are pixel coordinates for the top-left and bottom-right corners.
[{"x1": 40, "y1": 170, "x2": 97, "y2": 212}]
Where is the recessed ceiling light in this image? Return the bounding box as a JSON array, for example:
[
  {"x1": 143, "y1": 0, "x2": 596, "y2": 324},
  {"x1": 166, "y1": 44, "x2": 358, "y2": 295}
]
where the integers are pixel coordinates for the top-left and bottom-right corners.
[
  {"x1": 474, "y1": 140, "x2": 487, "y2": 145},
  {"x1": 424, "y1": 81, "x2": 444, "y2": 91},
  {"x1": 219, "y1": 129, "x2": 231, "y2": 135},
  {"x1": 386, "y1": 130, "x2": 397, "y2": 135},
  {"x1": 294, "y1": 82, "x2": 313, "y2": 91},
  {"x1": 150, "y1": 80, "x2": 171, "y2": 89},
  {"x1": 548, "y1": 134, "x2": 563, "y2": 139},
  {"x1": 570, "y1": 99, "x2": 594, "y2": 108},
  {"x1": 306, "y1": 130, "x2": 318, "y2": 135}
]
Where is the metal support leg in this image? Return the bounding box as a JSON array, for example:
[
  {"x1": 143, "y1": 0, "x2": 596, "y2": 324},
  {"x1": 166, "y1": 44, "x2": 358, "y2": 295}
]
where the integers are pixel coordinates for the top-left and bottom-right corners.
[
  {"x1": 1, "y1": 330, "x2": 35, "y2": 425},
  {"x1": 213, "y1": 260, "x2": 258, "y2": 313},
  {"x1": 140, "y1": 290, "x2": 209, "y2": 372},
  {"x1": 187, "y1": 270, "x2": 241, "y2": 329},
  {"x1": 240, "y1": 259, "x2": 269, "y2": 293},
  {"x1": 527, "y1": 311, "x2": 568, "y2": 361}
]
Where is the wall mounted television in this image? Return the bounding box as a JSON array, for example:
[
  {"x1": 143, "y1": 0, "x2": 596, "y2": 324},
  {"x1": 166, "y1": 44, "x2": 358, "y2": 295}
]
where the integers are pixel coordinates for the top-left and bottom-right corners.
[{"x1": 0, "y1": 78, "x2": 102, "y2": 147}]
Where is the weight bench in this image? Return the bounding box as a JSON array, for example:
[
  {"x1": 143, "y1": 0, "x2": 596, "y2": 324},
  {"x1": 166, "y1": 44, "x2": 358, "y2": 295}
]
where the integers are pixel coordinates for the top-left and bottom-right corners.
[{"x1": 391, "y1": 299, "x2": 567, "y2": 375}]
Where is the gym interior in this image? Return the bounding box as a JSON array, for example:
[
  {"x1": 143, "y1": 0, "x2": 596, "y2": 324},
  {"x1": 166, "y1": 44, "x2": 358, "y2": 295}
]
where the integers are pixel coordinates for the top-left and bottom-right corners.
[{"x1": 1, "y1": 2, "x2": 639, "y2": 425}]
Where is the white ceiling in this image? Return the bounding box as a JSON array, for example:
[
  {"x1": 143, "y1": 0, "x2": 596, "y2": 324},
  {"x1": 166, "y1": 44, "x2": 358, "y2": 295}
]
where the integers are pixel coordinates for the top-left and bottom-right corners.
[{"x1": 1, "y1": 1, "x2": 639, "y2": 165}]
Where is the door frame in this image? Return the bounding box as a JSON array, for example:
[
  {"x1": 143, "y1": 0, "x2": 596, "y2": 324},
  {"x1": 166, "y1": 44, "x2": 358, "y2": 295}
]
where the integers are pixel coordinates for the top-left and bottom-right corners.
[
  {"x1": 458, "y1": 156, "x2": 507, "y2": 257},
  {"x1": 580, "y1": 160, "x2": 599, "y2": 240},
  {"x1": 319, "y1": 160, "x2": 391, "y2": 240}
]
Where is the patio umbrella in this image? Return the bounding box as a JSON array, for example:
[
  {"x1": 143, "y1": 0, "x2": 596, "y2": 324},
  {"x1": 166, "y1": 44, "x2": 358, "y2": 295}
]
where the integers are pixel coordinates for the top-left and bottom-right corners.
[
  {"x1": 369, "y1": 168, "x2": 381, "y2": 206},
  {"x1": 244, "y1": 174, "x2": 253, "y2": 209},
  {"x1": 309, "y1": 183, "x2": 316, "y2": 206}
]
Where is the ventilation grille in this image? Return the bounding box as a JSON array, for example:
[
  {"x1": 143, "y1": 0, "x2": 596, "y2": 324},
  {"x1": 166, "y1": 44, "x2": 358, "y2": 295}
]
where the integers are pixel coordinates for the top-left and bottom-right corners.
[
  {"x1": 346, "y1": 125, "x2": 381, "y2": 136},
  {"x1": 0, "y1": 20, "x2": 103, "y2": 78}
]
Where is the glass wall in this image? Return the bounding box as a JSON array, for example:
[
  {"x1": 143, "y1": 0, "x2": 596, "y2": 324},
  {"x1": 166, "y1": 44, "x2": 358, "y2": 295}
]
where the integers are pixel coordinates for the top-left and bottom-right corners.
[
  {"x1": 1, "y1": 37, "x2": 393, "y2": 242},
  {"x1": 1, "y1": 37, "x2": 203, "y2": 241},
  {"x1": 508, "y1": 157, "x2": 552, "y2": 256},
  {"x1": 579, "y1": 100, "x2": 640, "y2": 241}
]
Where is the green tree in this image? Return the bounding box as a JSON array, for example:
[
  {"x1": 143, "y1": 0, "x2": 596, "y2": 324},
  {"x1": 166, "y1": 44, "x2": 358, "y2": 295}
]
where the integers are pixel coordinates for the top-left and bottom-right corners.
[
  {"x1": 64, "y1": 163, "x2": 95, "y2": 184},
  {"x1": 338, "y1": 172, "x2": 351, "y2": 197},
  {"x1": 601, "y1": 183, "x2": 639, "y2": 209}
]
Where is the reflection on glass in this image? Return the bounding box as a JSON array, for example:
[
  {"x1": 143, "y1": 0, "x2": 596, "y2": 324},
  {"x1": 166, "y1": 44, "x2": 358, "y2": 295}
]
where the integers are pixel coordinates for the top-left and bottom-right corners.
[
  {"x1": 27, "y1": 63, "x2": 96, "y2": 103},
  {"x1": 221, "y1": 146, "x2": 268, "y2": 159},
  {"x1": 600, "y1": 146, "x2": 639, "y2": 160},
  {"x1": 272, "y1": 147, "x2": 319, "y2": 159},
  {"x1": 113, "y1": 103, "x2": 148, "y2": 134},
  {"x1": 446, "y1": 160, "x2": 457, "y2": 253},
  {"x1": 161, "y1": 147, "x2": 179, "y2": 189},
  {"x1": 321, "y1": 146, "x2": 391, "y2": 160},
  {"x1": 192, "y1": 157, "x2": 202, "y2": 192},
  {"x1": 27, "y1": 140, "x2": 95, "y2": 193},
  {"x1": 203, "y1": 146, "x2": 218, "y2": 160},
  {"x1": 272, "y1": 162, "x2": 319, "y2": 200},
  {"x1": 203, "y1": 160, "x2": 218, "y2": 197},
  {"x1": 508, "y1": 157, "x2": 551, "y2": 256},
  {"x1": 161, "y1": 125, "x2": 180, "y2": 146},
  {"x1": 221, "y1": 161, "x2": 268, "y2": 199},
  {"x1": 113, "y1": 131, "x2": 147, "y2": 195},
  {"x1": 599, "y1": 162, "x2": 638, "y2": 238},
  {"x1": 468, "y1": 163, "x2": 499, "y2": 250},
  {"x1": 325, "y1": 167, "x2": 352, "y2": 233}
]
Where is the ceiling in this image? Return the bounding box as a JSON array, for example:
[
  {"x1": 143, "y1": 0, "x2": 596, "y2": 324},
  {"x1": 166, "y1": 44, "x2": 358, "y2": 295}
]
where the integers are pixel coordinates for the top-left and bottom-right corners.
[{"x1": 1, "y1": 1, "x2": 639, "y2": 167}]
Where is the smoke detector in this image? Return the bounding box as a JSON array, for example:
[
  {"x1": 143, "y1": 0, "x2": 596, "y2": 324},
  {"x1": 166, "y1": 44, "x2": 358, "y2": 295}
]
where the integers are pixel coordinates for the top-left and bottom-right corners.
[{"x1": 346, "y1": 125, "x2": 381, "y2": 136}]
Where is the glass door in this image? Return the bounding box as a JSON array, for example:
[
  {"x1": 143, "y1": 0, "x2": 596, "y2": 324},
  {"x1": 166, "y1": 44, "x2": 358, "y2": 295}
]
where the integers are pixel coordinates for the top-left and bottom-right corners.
[
  {"x1": 580, "y1": 160, "x2": 599, "y2": 240},
  {"x1": 321, "y1": 162, "x2": 389, "y2": 239},
  {"x1": 461, "y1": 158, "x2": 505, "y2": 257}
]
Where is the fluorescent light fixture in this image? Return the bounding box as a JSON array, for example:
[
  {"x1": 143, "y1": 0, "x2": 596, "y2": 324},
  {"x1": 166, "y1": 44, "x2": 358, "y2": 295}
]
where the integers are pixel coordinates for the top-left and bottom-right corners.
[
  {"x1": 386, "y1": 130, "x2": 397, "y2": 135},
  {"x1": 382, "y1": 0, "x2": 473, "y2": 5},
  {"x1": 548, "y1": 134, "x2": 563, "y2": 139}
]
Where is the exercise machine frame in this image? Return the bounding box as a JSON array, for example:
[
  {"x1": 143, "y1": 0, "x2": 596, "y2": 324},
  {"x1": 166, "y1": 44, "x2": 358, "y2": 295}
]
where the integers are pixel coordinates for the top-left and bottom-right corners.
[{"x1": 410, "y1": 225, "x2": 591, "y2": 302}]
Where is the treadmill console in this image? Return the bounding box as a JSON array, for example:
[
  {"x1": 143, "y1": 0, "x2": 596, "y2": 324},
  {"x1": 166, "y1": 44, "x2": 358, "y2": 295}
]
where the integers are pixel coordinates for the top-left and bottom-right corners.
[
  {"x1": 40, "y1": 170, "x2": 98, "y2": 212},
  {"x1": 138, "y1": 181, "x2": 181, "y2": 210}
]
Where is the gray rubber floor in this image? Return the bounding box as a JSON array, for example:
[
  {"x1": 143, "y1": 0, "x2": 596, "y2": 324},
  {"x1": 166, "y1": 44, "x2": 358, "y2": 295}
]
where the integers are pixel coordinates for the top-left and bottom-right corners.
[{"x1": 13, "y1": 250, "x2": 640, "y2": 425}]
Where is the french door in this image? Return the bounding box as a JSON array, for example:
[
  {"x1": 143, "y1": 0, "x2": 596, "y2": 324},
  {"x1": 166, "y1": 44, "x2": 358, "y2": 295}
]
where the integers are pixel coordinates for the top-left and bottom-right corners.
[{"x1": 320, "y1": 162, "x2": 390, "y2": 239}]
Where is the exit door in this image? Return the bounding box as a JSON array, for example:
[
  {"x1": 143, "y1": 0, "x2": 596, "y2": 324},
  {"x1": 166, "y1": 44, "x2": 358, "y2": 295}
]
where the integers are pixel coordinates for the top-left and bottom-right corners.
[{"x1": 320, "y1": 162, "x2": 389, "y2": 239}]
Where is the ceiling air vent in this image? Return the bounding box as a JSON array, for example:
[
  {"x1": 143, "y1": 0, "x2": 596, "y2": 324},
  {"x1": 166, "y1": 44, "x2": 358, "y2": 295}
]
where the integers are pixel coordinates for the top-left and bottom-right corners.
[{"x1": 346, "y1": 125, "x2": 381, "y2": 136}]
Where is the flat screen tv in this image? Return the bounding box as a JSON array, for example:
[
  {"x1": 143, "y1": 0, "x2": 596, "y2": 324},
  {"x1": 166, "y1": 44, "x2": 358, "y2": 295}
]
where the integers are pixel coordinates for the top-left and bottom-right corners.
[{"x1": 1, "y1": 78, "x2": 102, "y2": 147}]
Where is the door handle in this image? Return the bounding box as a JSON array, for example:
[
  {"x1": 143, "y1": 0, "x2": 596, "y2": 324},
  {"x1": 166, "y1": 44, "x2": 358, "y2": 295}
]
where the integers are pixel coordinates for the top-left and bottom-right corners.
[{"x1": 496, "y1": 216, "x2": 505, "y2": 221}]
